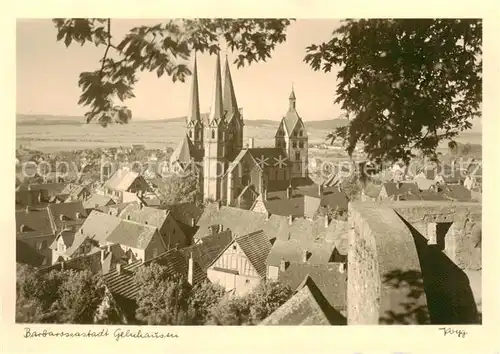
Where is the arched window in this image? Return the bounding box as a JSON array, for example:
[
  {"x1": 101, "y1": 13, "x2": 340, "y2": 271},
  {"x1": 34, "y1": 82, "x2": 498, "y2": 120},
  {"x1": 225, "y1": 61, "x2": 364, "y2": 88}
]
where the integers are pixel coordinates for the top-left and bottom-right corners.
[
  {"x1": 295, "y1": 151, "x2": 300, "y2": 160},
  {"x1": 212, "y1": 130, "x2": 215, "y2": 139},
  {"x1": 299, "y1": 130, "x2": 303, "y2": 137}
]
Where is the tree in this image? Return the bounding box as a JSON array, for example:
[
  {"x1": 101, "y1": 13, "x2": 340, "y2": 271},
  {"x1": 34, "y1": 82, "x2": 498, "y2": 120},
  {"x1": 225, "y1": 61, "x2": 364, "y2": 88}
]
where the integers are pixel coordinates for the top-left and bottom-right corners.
[
  {"x1": 208, "y1": 296, "x2": 252, "y2": 325},
  {"x1": 187, "y1": 281, "x2": 226, "y2": 325},
  {"x1": 246, "y1": 281, "x2": 293, "y2": 323},
  {"x1": 341, "y1": 176, "x2": 362, "y2": 201},
  {"x1": 134, "y1": 263, "x2": 192, "y2": 325},
  {"x1": 156, "y1": 173, "x2": 199, "y2": 205},
  {"x1": 52, "y1": 18, "x2": 292, "y2": 126},
  {"x1": 52, "y1": 269, "x2": 106, "y2": 324},
  {"x1": 304, "y1": 19, "x2": 482, "y2": 163}
]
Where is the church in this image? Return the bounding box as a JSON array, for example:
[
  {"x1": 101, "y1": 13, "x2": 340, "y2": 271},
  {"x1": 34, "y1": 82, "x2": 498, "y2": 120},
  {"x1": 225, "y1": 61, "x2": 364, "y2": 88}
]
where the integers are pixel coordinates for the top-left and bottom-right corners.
[{"x1": 170, "y1": 52, "x2": 312, "y2": 208}]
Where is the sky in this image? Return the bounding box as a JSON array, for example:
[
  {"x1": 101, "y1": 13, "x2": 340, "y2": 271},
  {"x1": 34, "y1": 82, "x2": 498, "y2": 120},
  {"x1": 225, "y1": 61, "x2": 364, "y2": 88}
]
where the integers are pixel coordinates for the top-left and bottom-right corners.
[{"x1": 16, "y1": 19, "x2": 344, "y2": 121}]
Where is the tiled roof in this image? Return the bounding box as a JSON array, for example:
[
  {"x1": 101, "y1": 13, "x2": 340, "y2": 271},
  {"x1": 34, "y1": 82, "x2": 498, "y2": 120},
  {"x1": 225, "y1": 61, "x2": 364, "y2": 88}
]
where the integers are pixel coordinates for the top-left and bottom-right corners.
[
  {"x1": 103, "y1": 249, "x2": 207, "y2": 300},
  {"x1": 84, "y1": 194, "x2": 115, "y2": 209},
  {"x1": 106, "y1": 219, "x2": 159, "y2": 250},
  {"x1": 98, "y1": 202, "x2": 135, "y2": 216},
  {"x1": 382, "y1": 182, "x2": 420, "y2": 199},
  {"x1": 16, "y1": 239, "x2": 46, "y2": 267},
  {"x1": 442, "y1": 185, "x2": 472, "y2": 202},
  {"x1": 169, "y1": 135, "x2": 198, "y2": 166},
  {"x1": 104, "y1": 170, "x2": 140, "y2": 191},
  {"x1": 16, "y1": 208, "x2": 55, "y2": 239},
  {"x1": 266, "y1": 239, "x2": 335, "y2": 267},
  {"x1": 17, "y1": 183, "x2": 67, "y2": 195},
  {"x1": 278, "y1": 263, "x2": 347, "y2": 315},
  {"x1": 195, "y1": 204, "x2": 346, "y2": 245},
  {"x1": 260, "y1": 276, "x2": 345, "y2": 325},
  {"x1": 15, "y1": 190, "x2": 45, "y2": 209},
  {"x1": 234, "y1": 230, "x2": 272, "y2": 278},
  {"x1": 47, "y1": 201, "x2": 87, "y2": 230},
  {"x1": 179, "y1": 230, "x2": 233, "y2": 271},
  {"x1": 118, "y1": 202, "x2": 169, "y2": 228}
]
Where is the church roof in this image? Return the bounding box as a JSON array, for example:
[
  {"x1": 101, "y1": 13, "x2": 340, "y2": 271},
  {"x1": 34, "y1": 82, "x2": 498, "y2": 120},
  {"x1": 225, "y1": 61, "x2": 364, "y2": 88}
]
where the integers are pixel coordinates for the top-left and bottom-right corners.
[
  {"x1": 170, "y1": 135, "x2": 197, "y2": 165},
  {"x1": 208, "y1": 52, "x2": 224, "y2": 123},
  {"x1": 222, "y1": 55, "x2": 240, "y2": 123},
  {"x1": 282, "y1": 88, "x2": 302, "y2": 135},
  {"x1": 187, "y1": 54, "x2": 201, "y2": 123}
]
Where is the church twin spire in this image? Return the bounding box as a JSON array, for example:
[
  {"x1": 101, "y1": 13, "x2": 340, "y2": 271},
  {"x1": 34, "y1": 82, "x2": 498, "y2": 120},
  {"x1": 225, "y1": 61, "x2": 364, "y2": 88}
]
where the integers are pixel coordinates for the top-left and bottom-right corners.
[{"x1": 187, "y1": 51, "x2": 240, "y2": 126}]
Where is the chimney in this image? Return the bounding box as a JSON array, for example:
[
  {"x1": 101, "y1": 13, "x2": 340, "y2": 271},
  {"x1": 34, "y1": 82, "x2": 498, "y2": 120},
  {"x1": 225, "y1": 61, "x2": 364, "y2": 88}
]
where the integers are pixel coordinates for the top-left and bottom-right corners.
[
  {"x1": 25, "y1": 206, "x2": 29, "y2": 214},
  {"x1": 338, "y1": 262, "x2": 346, "y2": 273},
  {"x1": 59, "y1": 214, "x2": 65, "y2": 221},
  {"x1": 302, "y1": 250, "x2": 309, "y2": 263},
  {"x1": 191, "y1": 218, "x2": 196, "y2": 227},
  {"x1": 324, "y1": 214, "x2": 330, "y2": 228},
  {"x1": 100, "y1": 249, "x2": 106, "y2": 263},
  {"x1": 19, "y1": 224, "x2": 26, "y2": 233},
  {"x1": 116, "y1": 263, "x2": 122, "y2": 274},
  {"x1": 127, "y1": 215, "x2": 131, "y2": 220},
  {"x1": 79, "y1": 228, "x2": 84, "y2": 234},
  {"x1": 266, "y1": 211, "x2": 271, "y2": 220},
  {"x1": 279, "y1": 258, "x2": 286, "y2": 272},
  {"x1": 75, "y1": 212, "x2": 82, "y2": 219},
  {"x1": 288, "y1": 214, "x2": 293, "y2": 225},
  {"x1": 263, "y1": 188, "x2": 268, "y2": 201},
  {"x1": 128, "y1": 257, "x2": 133, "y2": 264},
  {"x1": 188, "y1": 253, "x2": 194, "y2": 285},
  {"x1": 217, "y1": 201, "x2": 222, "y2": 210},
  {"x1": 397, "y1": 182, "x2": 403, "y2": 189},
  {"x1": 60, "y1": 260, "x2": 65, "y2": 271},
  {"x1": 287, "y1": 185, "x2": 292, "y2": 199},
  {"x1": 248, "y1": 137, "x2": 254, "y2": 149},
  {"x1": 318, "y1": 183, "x2": 324, "y2": 197}
]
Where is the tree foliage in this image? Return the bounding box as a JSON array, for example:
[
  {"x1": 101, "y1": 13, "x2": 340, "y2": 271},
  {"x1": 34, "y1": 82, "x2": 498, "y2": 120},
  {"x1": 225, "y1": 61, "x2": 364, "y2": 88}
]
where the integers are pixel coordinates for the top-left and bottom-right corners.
[
  {"x1": 16, "y1": 265, "x2": 106, "y2": 324},
  {"x1": 53, "y1": 18, "x2": 293, "y2": 126},
  {"x1": 156, "y1": 173, "x2": 199, "y2": 205},
  {"x1": 134, "y1": 263, "x2": 192, "y2": 325},
  {"x1": 305, "y1": 19, "x2": 482, "y2": 163},
  {"x1": 188, "y1": 281, "x2": 226, "y2": 325}
]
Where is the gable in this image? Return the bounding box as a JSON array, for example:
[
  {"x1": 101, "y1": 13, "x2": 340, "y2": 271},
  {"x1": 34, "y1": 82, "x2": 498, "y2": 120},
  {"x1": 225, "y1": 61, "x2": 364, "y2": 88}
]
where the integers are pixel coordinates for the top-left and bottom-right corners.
[{"x1": 210, "y1": 241, "x2": 260, "y2": 277}]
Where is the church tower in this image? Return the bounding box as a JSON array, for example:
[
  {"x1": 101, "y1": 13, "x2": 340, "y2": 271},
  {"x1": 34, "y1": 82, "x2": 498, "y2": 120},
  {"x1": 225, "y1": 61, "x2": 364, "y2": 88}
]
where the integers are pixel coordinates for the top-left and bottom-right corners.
[
  {"x1": 186, "y1": 54, "x2": 204, "y2": 158},
  {"x1": 275, "y1": 87, "x2": 308, "y2": 178},
  {"x1": 222, "y1": 55, "x2": 244, "y2": 161},
  {"x1": 203, "y1": 53, "x2": 228, "y2": 201}
]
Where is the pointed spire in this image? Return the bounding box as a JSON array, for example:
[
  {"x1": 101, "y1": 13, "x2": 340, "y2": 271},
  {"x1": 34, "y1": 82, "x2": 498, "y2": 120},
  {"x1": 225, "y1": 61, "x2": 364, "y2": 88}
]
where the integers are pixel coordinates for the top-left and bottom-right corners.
[
  {"x1": 289, "y1": 85, "x2": 296, "y2": 109},
  {"x1": 187, "y1": 53, "x2": 201, "y2": 123},
  {"x1": 223, "y1": 55, "x2": 239, "y2": 121},
  {"x1": 209, "y1": 52, "x2": 224, "y2": 122}
]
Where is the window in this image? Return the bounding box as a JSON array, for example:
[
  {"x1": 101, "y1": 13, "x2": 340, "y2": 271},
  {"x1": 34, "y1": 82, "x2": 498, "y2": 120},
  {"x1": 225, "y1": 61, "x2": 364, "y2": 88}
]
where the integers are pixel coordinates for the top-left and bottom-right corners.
[
  {"x1": 299, "y1": 130, "x2": 303, "y2": 137},
  {"x1": 232, "y1": 245, "x2": 237, "y2": 251},
  {"x1": 189, "y1": 130, "x2": 193, "y2": 138},
  {"x1": 293, "y1": 131, "x2": 297, "y2": 137},
  {"x1": 292, "y1": 142, "x2": 297, "y2": 148},
  {"x1": 245, "y1": 279, "x2": 250, "y2": 284},
  {"x1": 299, "y1": 142, "x2": 304, "y2": 148},
  {"x1": 212, "y1": 130, "x2": 215, "y2": 139},
  {"x1": 295, "y1": 151, "x2": 300, "y2": 160}
]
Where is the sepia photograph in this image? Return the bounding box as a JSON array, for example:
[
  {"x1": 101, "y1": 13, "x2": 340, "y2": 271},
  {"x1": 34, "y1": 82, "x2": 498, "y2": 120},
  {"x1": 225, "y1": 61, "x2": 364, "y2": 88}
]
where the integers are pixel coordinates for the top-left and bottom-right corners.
[{"x1": 15, "y1": 18, "x2": 483, "y2": 327}]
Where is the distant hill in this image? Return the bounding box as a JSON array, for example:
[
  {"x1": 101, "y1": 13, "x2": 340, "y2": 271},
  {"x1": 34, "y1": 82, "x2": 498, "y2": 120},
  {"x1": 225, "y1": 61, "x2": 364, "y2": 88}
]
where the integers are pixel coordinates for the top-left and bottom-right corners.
[{"x1": 16, "y1": 113, "x2": 350, "y2": 130}]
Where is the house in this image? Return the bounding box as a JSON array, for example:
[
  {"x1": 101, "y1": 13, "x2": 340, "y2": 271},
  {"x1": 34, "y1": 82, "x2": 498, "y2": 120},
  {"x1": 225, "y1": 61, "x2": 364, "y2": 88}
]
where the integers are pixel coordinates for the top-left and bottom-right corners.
[
  {"x1": 55, "y1": 210, "x2": 122, "y2": 262},
  {"x1": 250, "y1": 182, "x2": 349, "y2": 219},
  {"x1": 206, "y1": 230, "x2": 272, "y2": 296},
  {"x1": 16, "y1": 208, "x2": 56, "y2": 265},
  {"x1": 83, "y1": 193, "x2": 116, "y2": 212},
  {"x1": 163, "y1": 203, "x2": 204, "y2": 244},
  {"x1": 118, "y1": 201, "x2": 189, "y2": 249},
  {"x1": 260, "y1": 275, "x2": 346, "y2": 325},
  {"x1": 47, "y1": 201, "x2": 87, "y2": 232},
  {"x1": 179, "y1": 229, "x2": 233, "y2": 272},
  {"x1": 194, "y1": 203, "x2": 346, "y2": 245},
  {"x1": 16, "y1": 183, "x2": 68, "y2": 203},
  {"x1": 59, "y1": 183, "x2": 91, "y2": 202},
  {"x1": 377, "y1": 182, "x2": 421, "y2": 201},
  {"x1": 105, "y1": 219, "x2": 167, "y2": 262},
  {"x1": 15, "y1": 189, "x2": 47, "y2": 211},
  {"x1": 277, "y1": 263, "x2": 347, "y2": 318},
  {"x1": 103, "y1": 169, "x2": 151, "y2": 203},
  {"x1": 412, "y1": 176, "x2": 437, "y2": 192}
]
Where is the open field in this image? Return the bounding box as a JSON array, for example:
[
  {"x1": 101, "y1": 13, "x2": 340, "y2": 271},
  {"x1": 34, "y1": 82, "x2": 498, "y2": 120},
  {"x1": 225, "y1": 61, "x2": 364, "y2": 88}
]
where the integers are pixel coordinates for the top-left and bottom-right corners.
[{"x1": 16, "y1": 114, "x2": 482, "y2": 153}]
